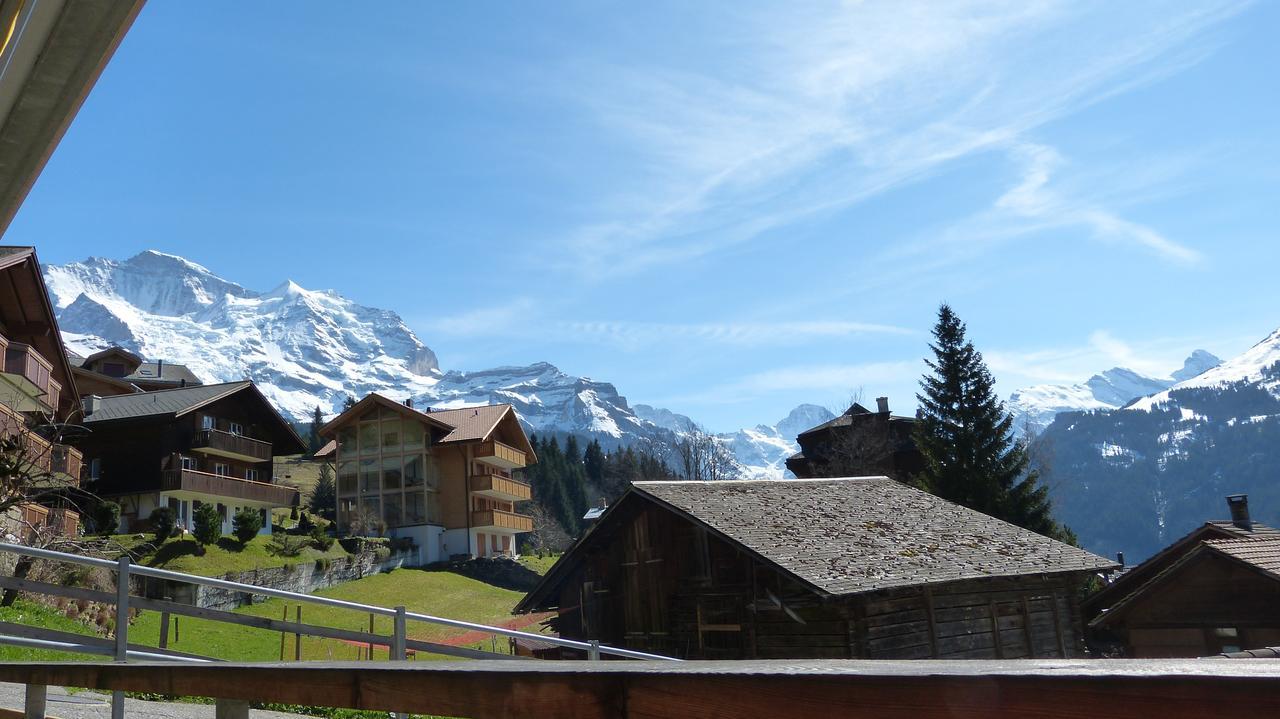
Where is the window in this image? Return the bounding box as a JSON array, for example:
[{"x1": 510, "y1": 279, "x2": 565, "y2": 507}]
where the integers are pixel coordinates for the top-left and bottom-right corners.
[
  {"x1": 89, "y1": 458, "x2": 101, "y2": 480},
  {"x1": 337, "y1": 461, "x2": 357, "y2": 495},
  {"x1": 382, "y1": 492, "x2": 402, "y2": 527},
  {"x1": 405, "y1": 492, "x2": 426, "y2": 524},
  {"x1": 358, "y1": 422, "x2": 379, "y2": 455},
  {"x1": 359, "y1": 458, "x2": 378, "y2": 493},
  {"x1": 338, "y1": 497, "x2": 357, "y2": 526},
  {"x1": 381, "y1": 420, "x2": 401, "y2": 451},
  {"x1": 337, "y1": 426, "x2": 357, "y2": 455},
  {"x1": 228, "y1": 422, "x2": 243, "y2": 436},
  {"x1": 382, "y1": 456, "x2": 402, "y2": 490},
  {"x1": 201, "y1": 415, "x2": 214, "y2": 430},
  {"x1": 245, "y1": 469, "x2": 260, "y2": 482},
  {"x1": 102, "y1": 361, "x2": 126, "y2": 377},
  {"x1": 402, "y1": 421, "x2": 424, "y2": 450},
  {"x1": 403, "y1": 455, "x2": 424, "y2": 488},
  {"x1": 180, "y1": 456, "x2": 198, "y2": 471},
  {"x1": 214, "y1": 463, "x2": 231, "y2": 477}
]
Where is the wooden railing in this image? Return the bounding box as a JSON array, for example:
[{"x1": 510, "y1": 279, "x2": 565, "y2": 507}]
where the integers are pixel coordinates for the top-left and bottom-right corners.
[
  {"x1": 192, "y1": 428, "x2": 273, "y2": 461},
  {"x1": 50, "y1": 444, "x2": 82, "y2": 483},
  {"x1": 2, "y1": 341, "x2": 58, "y2": 410},
  {"x1": 471, "y1": 473, "x2": 532, "y2": 501},
  {"x1": 474, "y1": 440, "x2": 527, "y2": 468},
  {"x1": 160, "y1": 468, "x2": 297, "y2": 506},
  {"x1": 14, "y1": 503, "x2": 79, "y2": 536},
  {"x1": 471, "y1": 508, "x2": 534, "y2": 532}
]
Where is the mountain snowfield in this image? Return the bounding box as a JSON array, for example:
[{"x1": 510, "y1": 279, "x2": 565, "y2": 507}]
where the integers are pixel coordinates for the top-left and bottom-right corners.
[
  {"x1": 1127, "y1": 332, "x2": 1280, "y2": 411},
  {"x1": 42, "y1": 251, "x2": 824, "y2": 478},
  {"x1": 1006, "y1": 350, "x2": 1221, "y2": 434}
]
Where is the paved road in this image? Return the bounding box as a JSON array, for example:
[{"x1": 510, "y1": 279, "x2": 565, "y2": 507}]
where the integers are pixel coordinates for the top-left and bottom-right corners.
[{"x1": 0, "y1": 682, "x2": 310, "y2": 718}]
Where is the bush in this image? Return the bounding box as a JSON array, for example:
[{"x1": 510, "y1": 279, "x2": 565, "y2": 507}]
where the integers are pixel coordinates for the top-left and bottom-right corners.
[
  {"x1": 191, "y1": 503, "x2": 221, "y2": 549},
  {"x1": 267, "y1": 534, "x2": 307, "y2": 557},
  {"x1": 90, "y1": 501, "x2": 120, "y2": 536},
  {"x1": 297, "y1": 511, "x2": 315, "y2": 534},
  {"x1": 232, "y1": 507, "x2": 263, "y2": 544},
  {"x1": 149, "y1": 507, "x2": 176, "y2": 544},
  {"x1": 309, "y1": 525, "x2": 334, "y2": 551}
]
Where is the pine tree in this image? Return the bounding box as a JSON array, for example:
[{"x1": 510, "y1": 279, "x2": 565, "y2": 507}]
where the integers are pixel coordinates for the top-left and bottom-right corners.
[
  {"x1": 914, "y1": 304, "x2": 1069, "y2": 540},
  {"x1": 309, "y1": 463, "x2": 336, "y2": 520},
  {"x1": 309, "y1": 406, "x2": 324, "y2": 453},
  {"x1": 583, "y1": 439, "x2": 606, "y2": 487},
  {"x1": 342, "y1": 395, "x2": 357, "y2": 411}
]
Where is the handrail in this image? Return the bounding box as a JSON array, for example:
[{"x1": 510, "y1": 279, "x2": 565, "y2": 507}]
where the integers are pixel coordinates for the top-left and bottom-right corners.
[
  {"x1": 0, "y1": 541, "x2": 677, "y2": 662},
  {"x1": 0, "y1": 634, "x2": 210, "y2": 663}
]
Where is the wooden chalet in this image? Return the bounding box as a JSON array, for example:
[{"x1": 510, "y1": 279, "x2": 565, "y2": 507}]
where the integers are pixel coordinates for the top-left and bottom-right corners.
[
  {"x1": 516, "y1": 477, "x2": 1115, "y2": 659},
  {"x1": 320, "y1": 394, "x2": 537, "y2": 562},
  {"x1": 75, "y1": 381, "x2": 306, "y2": 535},
  {"x1": 0, "y1": 247, "x2": 84, "y2": 536},
  {"x1": 68, "y1": 347, "x2": 203, "y2": 396},
  {"x1": 1086, "y1": 494, "x2": 1280, "y2": 657},
  {"x1": 786, "y1": 397, "x2": 923, "y2": 481}
]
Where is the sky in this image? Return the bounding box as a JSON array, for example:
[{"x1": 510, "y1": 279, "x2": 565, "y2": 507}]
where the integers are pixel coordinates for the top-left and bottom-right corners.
[{"x1": 9, "y1": 1, "x2": 1280, "y2": 432}]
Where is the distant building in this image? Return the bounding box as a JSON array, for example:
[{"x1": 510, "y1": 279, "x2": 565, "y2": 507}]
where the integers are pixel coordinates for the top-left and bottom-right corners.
[
  {"x1": 515, "y1": 477, "x2": 1114, "y2": 659},
  {"x1": 75, "y1": 381, "x2": 306, "y2": 535},
  {"x1": 785, "y1": 397, "x2": 923, "y2": 481},
  {"x1": 1086, "y1": 494, "x2": 1280, "y2": 657},
  {"x1": 68, "y1": 347, "x2": 203, "y2": 395},
  {"x1": 321, "y1": 394, "x2": 537, "y2": 561}
]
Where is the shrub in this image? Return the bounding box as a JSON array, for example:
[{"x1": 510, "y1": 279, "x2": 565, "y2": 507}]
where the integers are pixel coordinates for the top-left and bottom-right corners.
[
  {"x1": 90, "y1": 501, "x2": 120, "y2": 536},
  {"x1": 309, "y1": 525, "x2": 334, "y2": 551},
  {"x1": 267, "y1": 534, "x2": 307, "y2": 557},
  {"x1": 297, "y1": 511, "x2": 315, "y2": 534},
  {"x1": 232, "y1": 507, "x2": 263, "y2": 544},
  {"x1": 149, "y1": 507, "x2": 176, "y2": 544},
  {"x1": 191, "y1": 503, "x2": 222, "y2": 550}
]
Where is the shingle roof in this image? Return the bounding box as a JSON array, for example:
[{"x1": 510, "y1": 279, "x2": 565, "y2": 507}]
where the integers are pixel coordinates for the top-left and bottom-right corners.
[
  {"x1": 66, "y1": 354, "x2": 202, "y2": 386},
  {"x1": 1206, "y1": 537, "x2": 1280, "y2": 578},
  {"x1": 1205, "y1": 520, "x2": 1280, "y2": 539},
  {"x1": 634, "y1": 477, "x2": 1116, "y2": 597},
  {"x1": 427, "y1": 404, "x2": 512, "y2": 444},
  {"x1": 82, "y1": 381, "x2": 251, "y2": 423}
]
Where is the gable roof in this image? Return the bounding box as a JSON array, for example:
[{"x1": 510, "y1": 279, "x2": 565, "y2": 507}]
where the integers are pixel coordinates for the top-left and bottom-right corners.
[
  {"x1": 320, "y1": 395, "x2": 536, "y2": 459},
  {"x1": 81, "y1": 346, "x2": 142, "y2": 372},
  {"x1": 1091, "y1": 537, "x2": 1280, "y2": 628},
  {"x1": 68, "y1": 353, "x2": 203, "y2": 387},
  {"x1": 0, "y1": 246, "x2": 80, "y2": 417},
  {"x1": 318, "y1": 393, "x2": 455, "y2": 438},
  {"x1": 518, "y1": 477, "x2": 1113, "y2": 612}
]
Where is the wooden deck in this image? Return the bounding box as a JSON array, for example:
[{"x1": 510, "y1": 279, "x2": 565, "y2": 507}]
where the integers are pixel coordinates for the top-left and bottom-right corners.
[{"x1": 0, "y1": 659, "x2": 1278, "y2": 719}]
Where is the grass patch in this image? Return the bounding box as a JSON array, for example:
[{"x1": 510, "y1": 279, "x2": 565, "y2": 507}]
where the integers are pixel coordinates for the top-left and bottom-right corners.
[
  {"x1": 0, "y1": 599, "x2": 100, "y2": 661},
  {"x1": 113, "y1": 533, "x2": 349, "y2": 577},
  {"x1": 130, "y1": 567, "x2": 542, "y2": 662},
  {"x1": 517, "y1": 553, "x2": 561, "y2": 576}
]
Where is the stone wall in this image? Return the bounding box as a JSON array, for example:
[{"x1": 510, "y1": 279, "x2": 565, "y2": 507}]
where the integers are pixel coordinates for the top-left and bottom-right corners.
[{"x1": 137, "y1": 545, "x2": 421, "y2": 611}]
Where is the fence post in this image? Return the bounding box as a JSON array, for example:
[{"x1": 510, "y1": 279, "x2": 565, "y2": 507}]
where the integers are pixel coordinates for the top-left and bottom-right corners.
[
  {"x1": 392, "y1": 606, "x2": 406, "y2": 661},
  {"x1": 589, "y1": 639, "x2": 601, "y2": 661},
  {"x1": 24, "y1": 683, "x2": 46, "y2": 719},
  {"x1": 112, "y1": 555, "x2": 130, "y2": 719}
]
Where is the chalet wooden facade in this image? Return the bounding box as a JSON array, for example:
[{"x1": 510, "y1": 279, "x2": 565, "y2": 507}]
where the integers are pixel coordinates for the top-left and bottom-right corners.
[
  {"x1": 786, "y1": 398, "x2": 924, "y2": 481},
  {"x1": 68, "y1": 347, "x2": 203, "y2": 397},
  {"x1": 75, "y1": 381, "x2": 306, "y2": 535},
  {"x1": 516, "y1": 477, "x2": 1115, "y2": 659},
  {"x1": 0, "y1": 247, "x2": 84, "y2": 537},
  {"x1": 320, "y1": 394, "x2": 536, "y2": 562},
  {"x1": 1086, "y1": 495, "x2": 1280, "y2": 657}
]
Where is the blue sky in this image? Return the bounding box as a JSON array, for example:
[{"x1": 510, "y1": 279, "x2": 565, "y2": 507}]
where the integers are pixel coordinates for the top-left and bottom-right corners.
[{"x1": 10, "y1": 1, "x2": 1280, "y2": 432}]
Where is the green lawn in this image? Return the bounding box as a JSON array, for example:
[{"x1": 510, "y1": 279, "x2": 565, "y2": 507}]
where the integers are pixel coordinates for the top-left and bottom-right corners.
[
  {"x1": 518, "y1": 553, "x2": 561, "y2": 576},
  {"x1": 0, "y1": 599, "x2": 100, "y2": 661},
  {"x1": 129, "y1": 567, "x2": 542, "y2": 662},
  {"x1": 113, "y1": 533, "x2": 349, "y2": 578}
]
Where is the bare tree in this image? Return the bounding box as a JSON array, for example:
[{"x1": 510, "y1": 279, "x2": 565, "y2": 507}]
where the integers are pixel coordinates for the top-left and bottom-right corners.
[
  {"x1": 524, "y1": 503, "x2": 571, "y2": 555},
  {"x1": 674, "y1": 428, "x2": 738, "y2": 482}
]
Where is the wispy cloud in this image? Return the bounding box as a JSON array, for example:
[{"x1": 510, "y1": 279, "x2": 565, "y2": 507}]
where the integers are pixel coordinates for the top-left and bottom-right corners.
[{"x1": 549, "y1": 1, "x2": 1247, "y2": 277}]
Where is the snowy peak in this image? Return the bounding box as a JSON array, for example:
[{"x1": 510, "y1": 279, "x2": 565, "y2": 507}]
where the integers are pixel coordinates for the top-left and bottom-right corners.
[
  {"x1": 1172, "y1": 349, "x2": 1223, "y2": 382},
  {"x1": 1129, "y1": 331, "x2": 1278, "y2": 411},
  {"x1": 776, "y1": 403, "x2": 838, "y2": 440}
]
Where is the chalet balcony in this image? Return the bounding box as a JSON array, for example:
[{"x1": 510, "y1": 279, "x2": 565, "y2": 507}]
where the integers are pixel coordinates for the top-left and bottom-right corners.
[
  {"x1": 15, "y1": 502, "x2": 80, "y2": 536},
  {"x1": 191, "y1": 428, "x2": 273, "y2": 463},
  {"x1": 471, "y1": 508, "x2": 534, "y2": 533},
  {"x1": 161, "y1": 468, "x2": 298, "y2": 507},
  {"x1": 0, "y1": 340, "x2": 59, "y2": 413},
  {"x1": 50, "y1": 444, "x2": 83, "y2": 485},
  {"x1": 473, "y1": 439, "x2": 527, "y2": 469},
  {"x1": 471, "y1": 471, "x2": 532, "y2": 501}
]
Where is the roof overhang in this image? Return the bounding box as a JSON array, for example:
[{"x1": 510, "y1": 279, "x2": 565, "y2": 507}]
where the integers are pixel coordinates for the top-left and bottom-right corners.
[
  {"x1": 319, "y1": 393, "x2": 456, "y2": 438},
  {"x1": 0, "y1": 0, "x2": 145, "y2": 238}
]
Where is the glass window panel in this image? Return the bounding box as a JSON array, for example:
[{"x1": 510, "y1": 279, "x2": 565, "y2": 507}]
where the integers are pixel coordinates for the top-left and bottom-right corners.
[
  {"x1": 402, "y1": 421, "x2": 424, "y2": 450},
  {"x1": 382, "y1": 492, "x2": 402, "y2": 527},
  {"x1": 359, "y1": 422, "x2": 379, "y2": 455},
  {"x1": 337, "y1": 426, "x2": 357, "y2": 455},
  {"x1": 403, "y1": 455, "x2": 424, "y2": 488},
  {"x1": 360, "y1": 495, "x2": 380, "y2": 524},
  {"x1": 338, "y1": 498, "x2": 357, "y2": 527},
  {"x1": 359, "y1": 409, "x2": 379, "y2": 422},
  {"x1": 359, "y1": 458, "x2": 379, "y2": 493},
  {"x1": 338, "y1": 461, "x2": 357, "y2": 495},
  {"x1": 382, "y1": 456, "x2": 402, "y2": 490},
  {"x1": 405, "y1": 490, "x2": 426, "y2": 524},
  {"x1": 423, "y1": 455, "x2": 440, "y2": 490},
  {"x1": 381, "y1": 420, "x2": 401, "y2": 451}
]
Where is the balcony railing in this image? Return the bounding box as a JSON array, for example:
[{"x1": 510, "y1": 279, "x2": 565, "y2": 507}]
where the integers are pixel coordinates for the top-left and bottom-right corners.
[
  {"x1": 474, "y1": 440, "x2": 527, "y2": 469},
  {"x1": 14, "y1": 503, "x2": 79, "y2": 537},
  {"x1": 471, "y1": 472, "x2": 532, "y2": 501},
  {"x1": 191, "y1": 429, "x2": 273, "y2": 462},
  {"x1": 161, "y1": 469, "x2": 298, "y2": 506},
  {"x1": 471, "y1": 508, "x2": 533, "y2": 532},
  {"x1": 1, "y1": 342, "x2": 59, "y2": 412},
  {"x1": 50, "y1": 445, "x2": 83, "y2": 485}
]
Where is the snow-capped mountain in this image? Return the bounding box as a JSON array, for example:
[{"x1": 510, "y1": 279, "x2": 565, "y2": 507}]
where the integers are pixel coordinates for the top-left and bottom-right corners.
[
  {"x1": 1007, "y1": 350, "x2": 1221, "y2": 434},
  {"x1": 43, "y1": 250, "x2": 823, "y2": 477},
  {"x1": 1128, "y1": 336, "x2": 1280, "y2": 411}
]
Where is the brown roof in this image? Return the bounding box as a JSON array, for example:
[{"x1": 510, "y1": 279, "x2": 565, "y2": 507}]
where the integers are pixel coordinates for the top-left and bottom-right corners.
[
  {"x1": 635, "y1": 477, "x2": 1114, "y2": 597},
  {"x1": 427, "y1": 404, "x2": 514, "y2": 444},
  {"x1": 1206, "y1": 537, "x2": 1280, "y2": 579}
]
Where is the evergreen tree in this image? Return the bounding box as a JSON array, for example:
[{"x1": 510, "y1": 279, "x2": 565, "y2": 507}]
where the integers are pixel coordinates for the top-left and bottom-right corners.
[
  {"x1": 309, "y1": 463, "x2": 336, "y2": 520},
  {"x1": 583, "y1": 439, "x2": 606, "y2": 487},
  {"x1": 914, "y1": 304, "x2": 1069, "y2": 540},
  {"x1": 309, "y1": 406, "x2": 324, "y2": 453},
  {"x1": 342, "y1": 395, "x2": 357, "y2": 411}
]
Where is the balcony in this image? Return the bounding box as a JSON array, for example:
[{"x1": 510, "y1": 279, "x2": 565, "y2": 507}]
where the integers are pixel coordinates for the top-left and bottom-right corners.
[
  {"x1": 471, "y1": 471, "x2": 532, "y2": 501},
  {"x1": 15, "y1": 502, "x2": 80, "y2": 537},
  {"x1": 474, "y1": 440, "x2": 527, "y2": 469},
  {"x1": 0, "y1": 341, "x2": 59, "y2": 413},
  {"x1": 191, "y1": 428, "x2": 273, "y2": 462},
  {"x1": 50, "y1": 444, "x2": 83, "y2": 485},
  {"x1": 161, "y1": 468, "x2": 298, "y2": 506},
  {"x1": 471, "y1": 508, "x2": 533, "y2": 532}
]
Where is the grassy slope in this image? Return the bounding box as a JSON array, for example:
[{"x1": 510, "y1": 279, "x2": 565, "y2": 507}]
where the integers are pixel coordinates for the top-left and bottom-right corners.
[
  {"x1": 517, "y1": 553, "x2": 560, "y2": 576},
  {"x1": 0, "y1": 600, "x2": 100, "y2": 661},
  {"x1": 130, "y1": 568, "x2": 540, "y2": 662},
  {"x1": 114, "y1": 533, "x2": 349, "y2": 578}
]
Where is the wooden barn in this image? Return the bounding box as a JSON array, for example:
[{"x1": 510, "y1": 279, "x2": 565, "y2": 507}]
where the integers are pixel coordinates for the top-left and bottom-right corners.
[{"x1": 515, "y1": 477, "x2": 1116, "y2": 659}]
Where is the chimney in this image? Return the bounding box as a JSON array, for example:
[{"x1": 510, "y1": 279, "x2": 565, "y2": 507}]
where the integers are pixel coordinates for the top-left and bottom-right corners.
[
  {"x1": 156, "y1": 359, "x2": 163, "y2": 378},
  {"x1": 1116, "y1": 551, "x2": 1125, "y2": 568},
  {"x1": 1227, "y1": 494, "x2": 1252, "y2": 531},
  {"x1": 83, "y1": 395, "x2": 101, "y2": 417},
  {"x1": 876, "y1": 396, "x2": 889, "y2": 414},
  {"x1": 404, "y1": 398, "x2": 413, "y2": 409}
]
